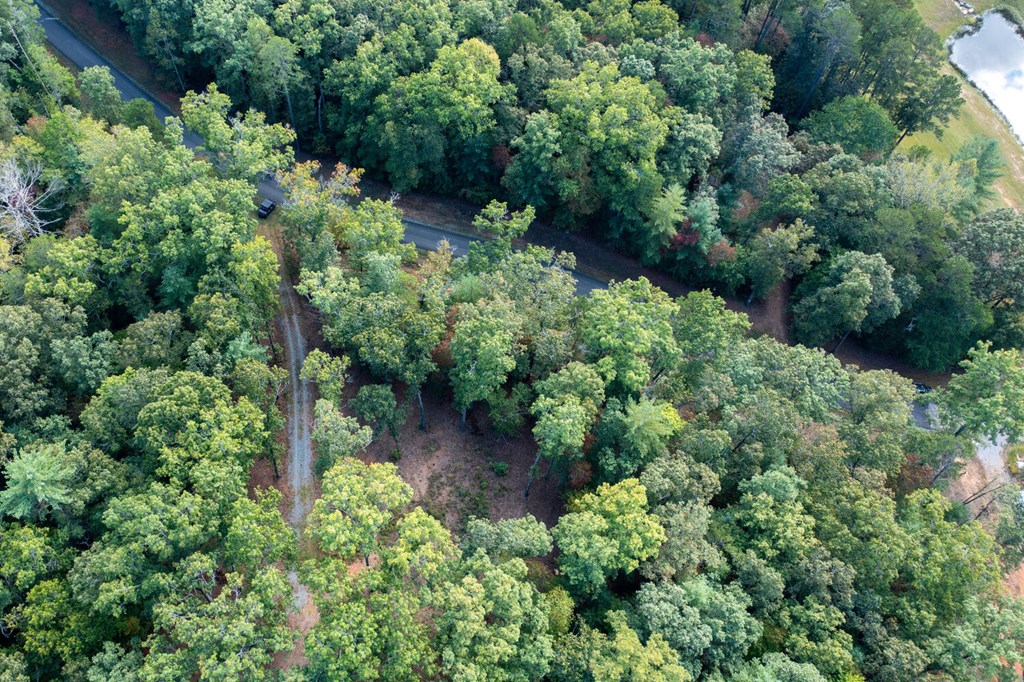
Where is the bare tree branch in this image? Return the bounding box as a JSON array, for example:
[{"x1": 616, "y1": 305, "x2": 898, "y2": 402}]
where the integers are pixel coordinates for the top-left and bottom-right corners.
[{"x1": 0, "y1": 157, "x2": 64, "y2": 243}]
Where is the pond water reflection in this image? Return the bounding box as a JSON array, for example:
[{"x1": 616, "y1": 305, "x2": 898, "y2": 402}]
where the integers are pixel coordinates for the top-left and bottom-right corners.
[{"x1": 950, "y1": 11, "x2": 1024, "y2": 141}]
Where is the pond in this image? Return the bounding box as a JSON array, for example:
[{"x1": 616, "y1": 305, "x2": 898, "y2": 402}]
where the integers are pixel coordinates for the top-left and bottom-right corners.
[{"x1": 950, "y1": 11, "x2": 1024, "y2": 142}]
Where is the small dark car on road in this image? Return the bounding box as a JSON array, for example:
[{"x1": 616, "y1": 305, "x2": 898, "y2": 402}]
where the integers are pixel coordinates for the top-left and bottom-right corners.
[{"x1": 257, "y1": 199, "x2": 277, "y2": 218}]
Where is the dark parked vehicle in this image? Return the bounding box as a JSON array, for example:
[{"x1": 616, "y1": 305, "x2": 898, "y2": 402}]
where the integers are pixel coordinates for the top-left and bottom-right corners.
[
  {"x1": 914, "y1": 382, "x2": 932, "y2": 394},
  {"x1": 257, "y1": 199, "x2": 277, "y2": 218}
]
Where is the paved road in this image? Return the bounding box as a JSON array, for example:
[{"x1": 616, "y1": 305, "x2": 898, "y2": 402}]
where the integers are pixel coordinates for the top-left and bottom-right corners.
[
  {"x1": 37, "y1": 2, "x2": 162, "y2": 113},
  {"x1": 36, "y1": 0, "x2": 604, "y2": 295}
]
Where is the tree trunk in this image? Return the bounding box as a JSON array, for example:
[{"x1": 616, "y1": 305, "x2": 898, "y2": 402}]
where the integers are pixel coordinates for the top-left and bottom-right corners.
[
  {"x1": 766, "y1": 12, "x2": 784, "y2": 43},
  {"x1": 975, "y1": 496, "x2": 998, "y2": 520},
  {"x1": 795, "y1": 55, "x2": 833, "y2": 120},
  {"x1": 317, "y1": 89, "x2": 325, "y2": 135},
  {"x1": 266, "y1": 320, "x2": 280, "y2": 364},
  {"x1": 963, "y1": 480, "x2": 1009, "y2": 506},
  {"x1": 754, "y1": 0, "x2": 782, "y2": 51},
  {"x1": 929, "y1": 456, "x2": 955, "y2": 486},
  {"x1": 160, "y1": 39, "x2": 187, "y2": 93},
  {"x1": 524, "y1": 451, "x2": 543, "y2": 498},
  {"x1": 725, "y1": 428, "x2": 757, "y2": 456},
  {"x1": 832, "y1": 329, "x2": 852, "y2": 354},
  {"x1": 9, "y1": 25, "x2": 52, "y2": 115},
  {"x1": 417, "y1": 389, "x2": 426, "y2": 430},
  {"x1": 282, "y1": 84, "x2": 298, "y2": 154}
]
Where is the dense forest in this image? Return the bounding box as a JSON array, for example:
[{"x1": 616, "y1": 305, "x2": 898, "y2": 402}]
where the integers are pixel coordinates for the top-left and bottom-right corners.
[
  {"x1": 2, "y1": 0, "x2": 1024, "y2": 680},
  {"x1": 101, "y1": 0, "x2": 1021, "y2": 370}
]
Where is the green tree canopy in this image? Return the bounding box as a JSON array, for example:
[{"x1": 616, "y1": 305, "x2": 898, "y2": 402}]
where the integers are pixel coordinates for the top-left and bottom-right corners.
[
  {"x1": 307, "y1": 457, "x2": 413, "y2": 562},
  {"x1": 553, "y1": 479, "x2": 665, "y2": 596},
  {"x1": 802, "y1": 95, "x2": 897, "y2": 158}
]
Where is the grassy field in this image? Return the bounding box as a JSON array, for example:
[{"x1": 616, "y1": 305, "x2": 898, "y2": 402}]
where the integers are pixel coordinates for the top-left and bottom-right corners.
[{"x1": 907, "y1": 0, "x2": 1024, "y2": 209}]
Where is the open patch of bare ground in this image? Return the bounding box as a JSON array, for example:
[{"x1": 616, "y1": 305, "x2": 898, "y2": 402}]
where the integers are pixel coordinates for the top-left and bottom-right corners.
[
  {"x1": 357, "y1": 372, "x2": 566, "y2": 533},
  {"x1": 943, "y1": 438, "x2": 1024, "y2": 601}
]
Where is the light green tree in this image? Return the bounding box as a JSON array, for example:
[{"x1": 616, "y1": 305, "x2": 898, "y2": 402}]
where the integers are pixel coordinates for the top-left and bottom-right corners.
[
  {"x1": 307, "y1": 457, "x2": 412, "y2": 563},
  {"x1": 936, "y1": 342, "x2": 1024, "y2": 441},
  {"x1": 954, "y1": 208, "x2": 1024, "y2": 309},
  {"x1": 802, "y1": 96, "x2": 897, "y2": 157},
  {"x1": 298, "y1": 262, "x2": 446, "y2": 429},
  {"x1": 527, "y1": 362, "x2": 605, "y2": 494},
  {"x1": 840, "y1": 369, "x2": 915, "y2": 475},
  {"x1": 302, "y1": 562, "x2": 436, "y2": 682},
  {"x1": 463, "y1": 515, "x2": 552, "y2": 560},
  {"x1": 225, "y1": 488, "x2": 295, "y2": 571},
  {"x1": 0, "y1": 442, "x2": 73, "y2": 521},
  {"x1": 466, "y1": 201, "x2": 536, "y2": 273},
  {"x1": 953, "y1": 136, "x2": 1004, "y2": 216},
  {"x1": 792, "y1": 251, "x2": 900, "y2": 347},
  {"x1": 435, "y1": 551, "x2": 553, "y2": 682},
  {"x1": 246, "y1": 20, "x2": 303, "y2": 134},
  {"x1": 300, "y1": 349, "x2": 350, "y2": 408},
  {"x1": 740, "y1": 219, "x2": 819, "y2": 301},
  {"x1": 594, "y1": 396, "x2": 684, "y2": 482},
  {"x1": 78, "y1": 66, "x2": 124, "y2": 125},
  {"x1": 731, "y1": 654, "x2": 826, "y2": 682},
  {"x1": 553, "y1": 479, "x2": 665, "y2": 595},
  {"x1": 505, "y1": 61, "x2": 671, "y2": 242},
  {"x1": 366, "y1": 38, "x2": 514, "y2": 193},
  {"x1": 632, "y1": 577, "x2": 762, "y2": 678},
  {"x1": 141, "y1": 559, "x2": 293, "y2": 681},
  {"x1": 673, "y1": 290, "x2": 751, "y2": 387},
  {"x1": 351, "y1": 384, "x2": 401, "y2": 443},
  {"x1": 332, "y1": 198, "x2": 416, "y2": 271},
  {"x1": 641, "y1": 183, "x2": 687, "y2": 265},
  {"x1": 180, "y1": 83, "x2": 295, "y2": 183},
  {"x1": 278, "y1": 160, "x2": 362, "y2": 271},
  {"x1": 310, "y1": 400, "x2": 373, "y2": 477},
  {"x1": 581, "y1": 278, "x2": 680, "y2": 397},
  {"x1": 575, "y1": 611, "x2": 691, "y2": 682},
  {"x1": 450, "y1": 295, "x2": 522, "y2": 428}
]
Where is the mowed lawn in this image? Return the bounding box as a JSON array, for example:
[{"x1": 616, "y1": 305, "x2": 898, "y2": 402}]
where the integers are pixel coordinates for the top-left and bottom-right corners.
[{"x1": 907, "y1": 0, "x2": 1024, "y2": 209}]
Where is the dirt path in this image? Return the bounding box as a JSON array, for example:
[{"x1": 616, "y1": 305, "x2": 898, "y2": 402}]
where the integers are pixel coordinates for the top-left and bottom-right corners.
[
  {"x1": 279, "y1": 281, "x2": 314, "y2": 528},
  {"x1": 260, "y1": 223, "x2": 319, "y2": 669}
]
